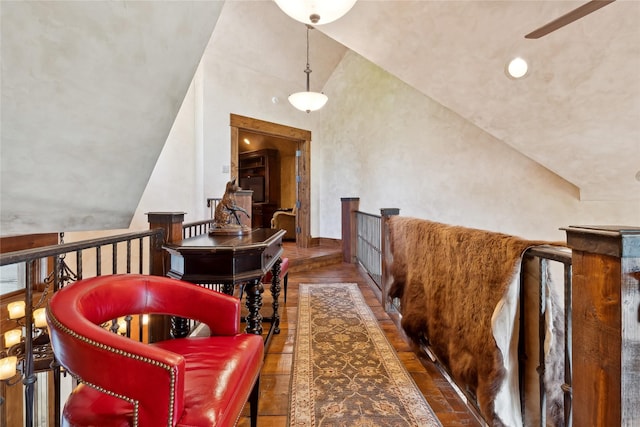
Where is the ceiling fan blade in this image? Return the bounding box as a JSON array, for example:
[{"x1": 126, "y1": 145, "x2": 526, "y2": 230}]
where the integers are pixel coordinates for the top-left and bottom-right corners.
[{"x1": 525, "y1": 0, "x2": 616, "y2": 39}]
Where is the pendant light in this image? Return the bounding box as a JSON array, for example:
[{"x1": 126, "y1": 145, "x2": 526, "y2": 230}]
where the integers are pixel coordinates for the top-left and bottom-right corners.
[
  {"x1": 288, "y1": 25, "x2": 328, "y2": 113},
  {"x1": 274, "y1": 0, "x2": 357, "y2": 25}
]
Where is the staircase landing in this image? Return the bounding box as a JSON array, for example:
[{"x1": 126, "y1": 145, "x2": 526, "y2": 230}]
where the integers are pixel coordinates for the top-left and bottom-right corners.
[{"x1": 282, "y1": 239, "x2": 343, "y2": 273}]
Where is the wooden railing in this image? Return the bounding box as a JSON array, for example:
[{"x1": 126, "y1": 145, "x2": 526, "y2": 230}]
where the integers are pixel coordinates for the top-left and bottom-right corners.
[
  {"x1": 0, "y1": 228, "x2": 164, "y2": 427},
  {"x1": 341, "y1": 198, "x2": 640, "y2": 426},
  {"x1": 182, "y1": 218, "x2": 214, "y2": 239}
]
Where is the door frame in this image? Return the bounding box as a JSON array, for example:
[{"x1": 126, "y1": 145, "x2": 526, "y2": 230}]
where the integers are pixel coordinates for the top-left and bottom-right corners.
[{"x1": 230, "y1": 114, "x2": 312, "y2": 248}]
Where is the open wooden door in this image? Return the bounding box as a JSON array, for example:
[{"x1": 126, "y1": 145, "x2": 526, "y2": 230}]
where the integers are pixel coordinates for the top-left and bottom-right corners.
[{"x1": 230, "y1": 114, "x2": 312, "y2": 248}]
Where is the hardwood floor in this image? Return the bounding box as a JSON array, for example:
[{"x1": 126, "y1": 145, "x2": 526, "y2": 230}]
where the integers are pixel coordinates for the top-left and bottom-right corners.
[{"x1": 237, "y1": 242, "x2": 483, "y2": 427}]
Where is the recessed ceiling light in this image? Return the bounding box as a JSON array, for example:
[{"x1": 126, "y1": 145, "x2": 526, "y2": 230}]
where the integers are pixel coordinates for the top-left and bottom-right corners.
[
  {"x1": 243, "y1": 138, "x2": 250, "y2": 145},
  {"x1": 506, "y1": 57, "x2": 529, "y2": 79}
]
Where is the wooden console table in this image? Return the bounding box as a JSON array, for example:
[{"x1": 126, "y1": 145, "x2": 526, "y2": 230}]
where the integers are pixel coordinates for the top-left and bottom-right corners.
[{"x1": 163, "y1": 228, "x2": 286, "y2": 347}]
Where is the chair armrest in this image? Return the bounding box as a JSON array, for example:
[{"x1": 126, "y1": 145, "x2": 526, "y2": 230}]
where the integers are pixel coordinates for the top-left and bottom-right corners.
[
  {"x1": 272, "y1": 210, "x2": 295, "y2": 219},
  {"x1": 47, "y1": 309, "x2": 186, "y2": 425}
]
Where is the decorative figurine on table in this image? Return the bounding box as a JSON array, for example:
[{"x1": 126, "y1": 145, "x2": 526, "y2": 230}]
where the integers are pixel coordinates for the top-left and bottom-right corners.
[{"x1": 210, "y1": 178, "x2": 251, "y2": 235}]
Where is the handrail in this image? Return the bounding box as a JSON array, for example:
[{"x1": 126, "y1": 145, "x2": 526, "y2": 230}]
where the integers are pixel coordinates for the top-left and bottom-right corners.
[
  {"x1": 526, "y1": 244, "x2": 572, "y2": 264},
  {"x1": 356, "y1": 211, "x2": 381, "y2": 219},
  {"x1": 0, "y1": 229, "x2": 163, "y2": 266}
]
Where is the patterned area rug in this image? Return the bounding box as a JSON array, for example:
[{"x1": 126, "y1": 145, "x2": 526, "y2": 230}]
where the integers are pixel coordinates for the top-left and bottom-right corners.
[{"x1": 290, "y1": 283, "x2": 442, "y2": 427}]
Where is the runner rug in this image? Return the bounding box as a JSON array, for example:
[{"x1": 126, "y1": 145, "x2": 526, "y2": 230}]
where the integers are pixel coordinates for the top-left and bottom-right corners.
[{"x1": 290, "y1": 283, "x2": 442, "y2": 427}]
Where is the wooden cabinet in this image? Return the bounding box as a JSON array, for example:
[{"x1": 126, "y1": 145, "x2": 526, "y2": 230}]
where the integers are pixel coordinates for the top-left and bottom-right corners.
[
  {"x1": 251, "y1": 203, "x2": 278, "y2": 230},
  {"x1": 239, "y1": 149, "x2": 280, "y2": 228}
]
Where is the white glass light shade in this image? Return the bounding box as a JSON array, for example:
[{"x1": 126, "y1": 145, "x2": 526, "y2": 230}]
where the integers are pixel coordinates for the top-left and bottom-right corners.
[
  {"x1": 274, "y1": 0, "x2": 357, "y2": 25},
  {"x1": 0, "y1": 356, "x2": 18, "y2": 380},
  {"x1": 33, "y1": 308, "x2": 47, "y2": 328},
  {"x1": 507, "y1": 57, "x2": 528, "y2": 79},
  {"x1": 4, "y1": 329, "x2": 22, "y2": 348},
  {"x1": 288, "y1": 91, "x2": 328, "y2": 113},
  {"x1": 7, "y1": 301, "x2": 26, "y2": 319}
]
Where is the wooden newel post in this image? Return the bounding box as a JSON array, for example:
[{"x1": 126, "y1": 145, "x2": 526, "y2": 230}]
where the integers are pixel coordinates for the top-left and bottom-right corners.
[
  {"x1": 146, "y1": 212, "x2": 185, "y2": 342},
  {"x1": 341, "y1": 198, "x2": 360, "y2": 263},
  {"x1": 147, "y1": 212, "x2": 185, "y2": 276},
  {"x1": 564, "y1": 226, "x2": 640, "y2": 427},
  {"x1": 380, "y1": 208, "x2": 400, "y2": 312}
]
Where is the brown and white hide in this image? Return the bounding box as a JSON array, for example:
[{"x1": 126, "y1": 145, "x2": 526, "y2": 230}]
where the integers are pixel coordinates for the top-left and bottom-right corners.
[{"x1": 387, "y1": 216, "x2": 564, "y2": 427}]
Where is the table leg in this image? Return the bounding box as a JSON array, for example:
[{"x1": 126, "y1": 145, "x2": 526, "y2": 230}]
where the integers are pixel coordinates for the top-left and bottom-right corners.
[
  {"x1": 270, "y1": 258, "x2": 281, "y2": 334},
  {"x1": 171, "y1": 316, "x2": 189, "y2": 338},
  {"x1": 244, "y1": 278, "x2": 264, "y2": 335},
  {"x1": 222, "y1": 283, "x2": 234, "y2": 295}
]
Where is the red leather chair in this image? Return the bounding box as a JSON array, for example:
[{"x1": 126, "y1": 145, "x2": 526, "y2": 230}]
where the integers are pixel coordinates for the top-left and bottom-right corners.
[{"x1": 46, "y1": 274, "x2": 263, "y2": 427}]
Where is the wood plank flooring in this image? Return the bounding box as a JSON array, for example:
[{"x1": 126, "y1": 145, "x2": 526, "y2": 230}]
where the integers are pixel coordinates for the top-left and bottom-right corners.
[{"x1": 237, "y1": 242, "x2": 483, "y2": 426}]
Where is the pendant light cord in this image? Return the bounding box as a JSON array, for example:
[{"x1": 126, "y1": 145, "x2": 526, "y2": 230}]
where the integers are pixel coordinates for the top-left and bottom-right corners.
[{"x1": 304, "y1": 25, "x2": 312, "y2": 92}]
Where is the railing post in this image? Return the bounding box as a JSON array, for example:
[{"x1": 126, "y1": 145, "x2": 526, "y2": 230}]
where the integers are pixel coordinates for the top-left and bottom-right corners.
[
  {"x1": 146, "y1": 212, "x2": 185, "y2": 342},
  {"x1": 341, "y1": 198, "x2": 360, "y2": 263},
  {"x1": 146, "y1": 212, "x2": 185, "y2": 276},
  {"x1": 380, "y1": 208, "x2": 400, "y2": 312},
  {"x1": 564, "y1": 226, "x2": 640, "y2": 427}
]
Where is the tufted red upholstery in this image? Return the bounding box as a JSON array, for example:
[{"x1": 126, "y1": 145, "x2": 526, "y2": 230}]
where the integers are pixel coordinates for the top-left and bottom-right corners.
[
  {"x1": 46, "y1": 274, "x2": 263, "y2": 427},
  {"x1": 262, "y1": 257, "x2": 289, "y2": 303}
]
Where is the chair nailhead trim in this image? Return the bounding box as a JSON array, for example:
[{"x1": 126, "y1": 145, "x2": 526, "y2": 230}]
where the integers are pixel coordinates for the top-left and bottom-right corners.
[
  {"x1": 69, "y1": 372, "x2": 139, "y2": 427},
  {"x1": 47, "y1": 306, "x2": 176, "y2": 427}
]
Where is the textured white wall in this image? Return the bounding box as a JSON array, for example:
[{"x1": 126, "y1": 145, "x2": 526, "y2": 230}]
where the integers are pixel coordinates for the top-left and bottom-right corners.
[
  {"x1": 67, "y1": 40, "x2": 639, "y2": 244},
  {"x1": 198, "y1": 37, "x2": 323, "y2": 218},
  {"x1": 313, "y1": 52, "x2": 639, "y2": 241},
  {"x1": 66, "y1": 73, "x2": 203, "y2": 242},
  {"x1": 0, "y1": 1, "x2": 223, "y2": 235},
  {"x1": 129, "y1": 75, "x2": 202, "y2": 229}
]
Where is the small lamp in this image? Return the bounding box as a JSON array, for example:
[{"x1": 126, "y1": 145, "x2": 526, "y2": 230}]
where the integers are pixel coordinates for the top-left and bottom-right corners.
[
  {"x1": 0, "y1": 356, "x2": 17, "y2": 381},
  {"x1": 4, "y1": 329, "x2": 22, "y2": 348},
  {"x1": 7, "y1": 301, "x2": 26, "y2": 319},
  {"x1": 33, "y1": 308, "x2": 47, "y2": 328}
]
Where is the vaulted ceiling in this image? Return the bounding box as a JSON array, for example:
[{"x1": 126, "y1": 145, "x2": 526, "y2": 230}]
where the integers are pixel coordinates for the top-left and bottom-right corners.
[
  {"x1": 1, "y1": 1, "x2": 638, "y2": 235},
  {"x1": 227, "y1": 0, "x2": 640, "y2": 201}
]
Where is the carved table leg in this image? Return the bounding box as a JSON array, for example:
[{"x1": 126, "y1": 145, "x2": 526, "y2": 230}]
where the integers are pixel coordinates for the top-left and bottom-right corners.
[
  {"x1": 222, "y1": 283, "x2": 234, "y2": 296},
  {"x1": 171, "y1": 316, "x2": 189, "y2": 338},
  {"x1": 270, "y1": 258, "x2": 281, "y2": 334},
  {"x1": 244, "y1": 278, "x2": 264, "y2": 335}
]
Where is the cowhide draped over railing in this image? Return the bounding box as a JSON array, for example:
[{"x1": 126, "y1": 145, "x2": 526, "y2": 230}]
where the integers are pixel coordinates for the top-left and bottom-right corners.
[
  {"x1": 341, "y1": 198, "x2": 640, "y2": 427},
  {"x1": 387, "y1": 216, "x2": 567, "y2": 427}
]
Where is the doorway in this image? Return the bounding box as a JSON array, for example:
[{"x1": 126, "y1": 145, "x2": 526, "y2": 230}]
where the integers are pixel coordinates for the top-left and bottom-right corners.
[{"x1": 230, "y1": 114, "x2": 312, "y2": 248}]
